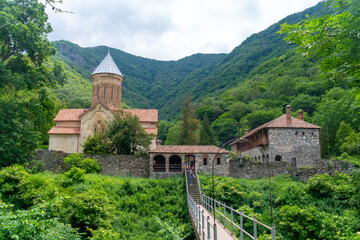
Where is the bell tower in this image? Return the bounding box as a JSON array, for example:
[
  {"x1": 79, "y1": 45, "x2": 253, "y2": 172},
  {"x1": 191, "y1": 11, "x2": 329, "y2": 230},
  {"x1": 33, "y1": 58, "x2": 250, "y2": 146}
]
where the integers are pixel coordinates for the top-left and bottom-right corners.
[{"x1": 91, "y1": 51, "x2": 124, "y2": 109}]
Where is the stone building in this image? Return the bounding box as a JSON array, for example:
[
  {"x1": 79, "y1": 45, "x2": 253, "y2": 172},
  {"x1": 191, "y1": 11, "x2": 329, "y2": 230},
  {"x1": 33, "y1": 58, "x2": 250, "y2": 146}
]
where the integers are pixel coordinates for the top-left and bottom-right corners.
[
  {"x1": 230, "y1": 105, "x2": 321, "y2": 167},
  {"x1": 48, "y1": 52, "x2": 158, "y2": 153},
  {"x1": 149, "y1": 145, "x2": 230, "y2": 178}
]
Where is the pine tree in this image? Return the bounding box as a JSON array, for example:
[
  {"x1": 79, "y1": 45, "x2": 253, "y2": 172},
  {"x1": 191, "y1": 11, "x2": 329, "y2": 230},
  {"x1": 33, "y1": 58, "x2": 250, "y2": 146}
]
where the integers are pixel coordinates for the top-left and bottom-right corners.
[
  {"x1": 199, "y1": 115, "x2": 216, "y2": 145},
  {"x1": 179, "y1": 96, "x2": 200, "y2": 145}
]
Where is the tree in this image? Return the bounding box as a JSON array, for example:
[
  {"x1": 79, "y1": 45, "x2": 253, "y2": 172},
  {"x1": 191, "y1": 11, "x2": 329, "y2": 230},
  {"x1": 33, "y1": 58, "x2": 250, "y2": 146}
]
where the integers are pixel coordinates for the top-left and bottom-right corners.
[
  {"x1": 336, "y1": 122, "x2": 360, "y2": 155},
  {"x1": 279, "y1": 0, "x2": 360, "y2": 88},
  {"x1": 179, "y1": 97, "x2": 200, "y2": 145},
  {"x1": 165, "y1": 121, "x2": 181, "y2": 145},
  {"x1": 157, "y1": 120, "x2": 169, "y2": 144},
  {"x1": 0, "y1": 96, "x2": 39, "y2": 167},
  {"x1": 83, "y1": 134, "x2": 110, "y2": 155},
  {"x1": 313, "y1": 88, "x2": 359, "y2": 157},
  {"x1": 227, "y1": 102, "x2": 249, "y2": 136},
  {"x1": 0, "y1": 0, "x2": 55, "y2": 63},
  {"x1": 85, "y1": 112, "x2": 153, "y2": 156},
  {"x1": 199, "y1": 115, "x2": 216, "y2": 145}
]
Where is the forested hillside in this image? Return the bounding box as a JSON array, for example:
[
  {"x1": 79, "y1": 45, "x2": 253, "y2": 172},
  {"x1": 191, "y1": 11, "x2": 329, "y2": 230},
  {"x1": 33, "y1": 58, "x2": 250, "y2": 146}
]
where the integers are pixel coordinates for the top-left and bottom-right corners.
[
  {"x1": 52, "y1": 1, "x2": 328, "y2": 120},
  {"x1": 52, "y1": 41, "x2": 226, "y2": 116}
]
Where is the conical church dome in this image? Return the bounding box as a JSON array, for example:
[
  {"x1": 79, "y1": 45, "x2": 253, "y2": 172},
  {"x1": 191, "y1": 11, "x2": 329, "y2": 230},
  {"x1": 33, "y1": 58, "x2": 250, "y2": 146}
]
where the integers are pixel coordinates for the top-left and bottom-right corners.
[
  {"x1": 91, "y1": 52, "x2": 123, "y2": 77},
  {"x1": 90, "y1": 51, "x2": 124, "y2": 109}
]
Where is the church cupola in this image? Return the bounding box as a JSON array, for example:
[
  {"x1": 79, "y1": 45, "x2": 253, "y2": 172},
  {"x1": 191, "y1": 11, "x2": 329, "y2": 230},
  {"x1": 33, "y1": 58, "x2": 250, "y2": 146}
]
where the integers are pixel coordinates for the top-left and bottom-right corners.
[{"x1": 91, "y1": 51, "x2": 124, "y2": 109}]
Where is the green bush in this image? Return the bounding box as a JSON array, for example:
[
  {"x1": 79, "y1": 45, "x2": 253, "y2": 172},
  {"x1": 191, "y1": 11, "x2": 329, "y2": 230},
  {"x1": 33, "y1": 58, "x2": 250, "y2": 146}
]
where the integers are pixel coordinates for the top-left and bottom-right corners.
[
  {"x1": 90, "y1": 228, "x2": 120, "y2": 240},
  {"x1": 63, "y1": 167, "x2": 86, "y2": 187},
  {"x1": 0, "y1": 202, "x2": 81, "y2": 240},
  {"x1": 58, "y1": 190, "x2": 115, "y2": 237},
  {"x1": 0, "y1": 165, "x2": 29, "y2": 207},
  {"x1": 277, "y1": 205, "x2": 321, "y2": 240},
  {"x1": 83, "y1": 134, "x2": 110, "y2": 155},
  {"x1": 64, "y1": 154, "x2": 102, "y2": 173}
]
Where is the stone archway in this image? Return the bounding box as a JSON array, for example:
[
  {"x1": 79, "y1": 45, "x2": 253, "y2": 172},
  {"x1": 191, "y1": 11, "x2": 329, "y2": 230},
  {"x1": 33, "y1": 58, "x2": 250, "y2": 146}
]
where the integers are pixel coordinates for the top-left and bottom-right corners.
[
  {"x1": 185, "y1": 154, "x2": 196, "y2": 171},
  {"x1": 169, "y1": 155, "x2": 182, "y2": 172},
  {"x1": 153, "y1": 155, "x2": 166, "y2": 172}
]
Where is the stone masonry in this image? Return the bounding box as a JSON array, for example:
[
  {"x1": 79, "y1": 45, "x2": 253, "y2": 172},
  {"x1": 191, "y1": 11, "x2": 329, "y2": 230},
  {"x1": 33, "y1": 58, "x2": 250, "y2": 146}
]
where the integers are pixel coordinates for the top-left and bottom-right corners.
[{"x1": 34, "y1": 150, "x2": 149, "y2": 178}]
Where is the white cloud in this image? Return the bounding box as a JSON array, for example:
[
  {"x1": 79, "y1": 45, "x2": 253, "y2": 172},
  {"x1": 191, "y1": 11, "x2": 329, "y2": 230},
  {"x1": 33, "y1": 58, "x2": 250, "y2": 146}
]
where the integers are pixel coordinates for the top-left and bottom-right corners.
[{"x1": 45, "y1": 0, "x2": 321, "y2": 60}]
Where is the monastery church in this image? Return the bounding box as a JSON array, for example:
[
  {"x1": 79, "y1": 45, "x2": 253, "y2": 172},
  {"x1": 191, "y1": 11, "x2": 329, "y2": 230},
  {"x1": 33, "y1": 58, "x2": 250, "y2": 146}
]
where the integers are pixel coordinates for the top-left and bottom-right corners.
[{"x1": 48, "y1": 52, "x2": 158, "y2": 153}]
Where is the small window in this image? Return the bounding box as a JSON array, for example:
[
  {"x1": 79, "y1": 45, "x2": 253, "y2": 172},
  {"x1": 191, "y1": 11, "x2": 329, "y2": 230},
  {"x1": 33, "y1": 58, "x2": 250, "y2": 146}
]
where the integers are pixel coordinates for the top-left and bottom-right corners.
[
  {"x1": 275, "y1": 155, "x2": 282, "y2": 161},
  {"x1": 97, "y1": 85, "x2": 99, "y2": 100},
  {"x1": 117, "y1": 87, "x2": 119, "y2": 103},
  {"x1": 295, "y1": 131, "x2": 298, "y2": 136},
  {"x1": 111, "y1": 86, "x2": 113, "y2": 101},
  {"x1": 311, "y1": 132, "x2": 314, "y2": 136},
  {"x1": 302, "y1": 132, "x2": 305, "y2": 136},
  {"x1": 103, "y1": 86, "x2": 106, "y2": 100},
  {"x1": 94, "y1": 127, "x2": 97, "y2": 133},
  {"x1": 217, "y1": 157, "x2": 221, "y2": 165},
  {"x1": 203, "y1": 158, "x2": 207, "y2": 166}
]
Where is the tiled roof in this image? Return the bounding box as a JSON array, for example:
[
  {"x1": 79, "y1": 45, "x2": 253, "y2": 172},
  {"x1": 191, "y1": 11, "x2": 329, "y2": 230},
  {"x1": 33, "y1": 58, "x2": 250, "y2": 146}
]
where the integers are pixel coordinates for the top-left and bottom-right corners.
[
  {"x1": 145, "y1": 128, "x2": 158, "y2": 135},
  {"x1": 230, "y1": 114, "x2": 320, "y2": 145},
  {"x1": 92, "y1": 52, "x2": 123, "y2": 77},
  {"x1": 123, "y1": 109, "x2": 158, "y2": 122},
  {"x1": 48, "y1": 126, "x2": 80, "y2": 135},
  {"x1": 54, "y1": 109, "x2": 87, "y2": 122},
  {"x1": 150, "y1": 145, "x2": 229, "y2": 154}
]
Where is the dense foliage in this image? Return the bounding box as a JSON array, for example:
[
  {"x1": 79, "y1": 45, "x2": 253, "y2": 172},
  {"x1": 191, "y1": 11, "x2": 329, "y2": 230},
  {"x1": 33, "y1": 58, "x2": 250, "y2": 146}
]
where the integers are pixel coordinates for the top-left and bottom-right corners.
[
  {"x1": 83, "y1": 112, "x2": 154, "y2": 156},
  {"x1": 200, "y1": 172, "x2": 360, "y2": 240},
  {"x1": 280, "y1": 0, "x2": 360, "y2": 88},
  {"x1": 0, "y1": 0, "x2": 65, "y2": 166},
  {"x1": 0, "y1": 165, "x2": 194, "y2": 239}
]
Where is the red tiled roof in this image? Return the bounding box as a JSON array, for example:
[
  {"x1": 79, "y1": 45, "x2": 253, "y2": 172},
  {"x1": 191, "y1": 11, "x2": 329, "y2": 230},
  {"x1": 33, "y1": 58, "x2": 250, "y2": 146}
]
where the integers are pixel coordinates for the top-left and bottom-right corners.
[
  {"x1": 123, "y1": 109, "x2": 158, "y2": 122},
  {"x1": 230, "y1": 114, "x2": 320, "y2": 145},
  {"x1": 145, "y1": 128, "x2": 158, "y2": 135},
  {"x1": 48, "y1": 126, "x2": 80, "y2": 135},
  {"x1": 150, "y1": 145, "x2": 229, "y2": 154},
  {"x1": 54, "y1": 109, "x2": 87, "y2": 122}
]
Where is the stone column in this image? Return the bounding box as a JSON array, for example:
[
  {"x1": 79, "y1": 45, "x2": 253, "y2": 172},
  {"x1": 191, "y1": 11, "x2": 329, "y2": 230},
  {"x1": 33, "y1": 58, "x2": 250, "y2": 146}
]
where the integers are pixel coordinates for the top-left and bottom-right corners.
[
  {"x1": 165, "y1": 154, "x2": 169, "y2": 176},
  {"x1": 149, "y1": 154, "x2": 153, "y2": 177},
  {"x1": 180, "y1": 154, "x2": 185, "y2": 173}
]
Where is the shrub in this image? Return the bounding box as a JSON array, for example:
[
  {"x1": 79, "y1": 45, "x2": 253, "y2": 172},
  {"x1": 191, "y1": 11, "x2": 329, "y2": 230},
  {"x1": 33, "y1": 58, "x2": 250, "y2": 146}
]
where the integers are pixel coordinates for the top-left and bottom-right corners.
[
  {"x1": 277, "y1": 205, "x2": 321, "y2": 240},
  {"x1": 83, "y1": 134, "x2": 110, "y2": 155},
  {"x1": 306, "y1": 174, "x2": 335, "y2": 198},
  {"x1": 0, "y1": 202, "x2": 81, "y2": 240},
  {"x1": 0, "y1": 165, "x2": 29, "y2": 207},
  {"x1": 63, "y1": 167, "x2": 86, "y2": 187},
  {"x1": 58, "y1": 190, "x2": 115, "y2": 237},
  {"x1": 90, "y1": 228, "x2": 120, "y2": 240},
  {"x1": 64, "y1": 154, "x2": 102, "y2": 173}
]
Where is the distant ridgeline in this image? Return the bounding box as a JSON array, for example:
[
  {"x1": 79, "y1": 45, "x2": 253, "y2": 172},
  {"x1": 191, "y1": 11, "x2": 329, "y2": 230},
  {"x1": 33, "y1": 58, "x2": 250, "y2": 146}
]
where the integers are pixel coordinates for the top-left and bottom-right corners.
[{"x1": 51, "y1": 1, "x2": 329, "y2": 120}]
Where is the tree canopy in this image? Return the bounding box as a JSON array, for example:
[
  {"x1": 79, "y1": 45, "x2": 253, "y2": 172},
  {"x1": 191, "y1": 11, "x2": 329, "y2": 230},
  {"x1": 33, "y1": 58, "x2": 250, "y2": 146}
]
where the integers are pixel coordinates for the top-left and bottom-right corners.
[
  {"x1": 83, "y1": 112, "x2": 154, "y2": 156},
  {"x1": 280, "y1": 0, "x2": 360, "y2": 88}
]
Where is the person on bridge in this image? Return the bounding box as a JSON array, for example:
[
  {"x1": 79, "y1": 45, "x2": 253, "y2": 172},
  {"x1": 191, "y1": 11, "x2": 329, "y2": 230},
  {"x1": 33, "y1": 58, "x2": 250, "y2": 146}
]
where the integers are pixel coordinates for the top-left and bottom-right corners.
[{"x1": 190, "y1": 170, "x2": 193, "y2": 185}]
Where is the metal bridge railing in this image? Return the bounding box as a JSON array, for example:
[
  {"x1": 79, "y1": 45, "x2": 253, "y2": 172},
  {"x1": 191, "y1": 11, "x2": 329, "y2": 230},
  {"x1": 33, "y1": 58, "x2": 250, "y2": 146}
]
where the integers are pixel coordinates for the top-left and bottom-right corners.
[
  {"x1": 202, "y1": 194, "x2": 276, "y2": 240},
  {"x1": 188, "y1": 194, "x2": 218, "y2": 240}
]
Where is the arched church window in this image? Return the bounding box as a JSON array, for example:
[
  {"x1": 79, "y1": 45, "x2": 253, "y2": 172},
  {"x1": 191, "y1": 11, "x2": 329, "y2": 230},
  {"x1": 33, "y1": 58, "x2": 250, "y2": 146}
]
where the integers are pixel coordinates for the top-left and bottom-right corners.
[
  {"x1": 97, "y1": 85, "x2": 99, "y2": 100},
  {"x1": 275, "y1": 155, "x2": 282, "y2": 161},
  {"x1": 117, "y1": 87, "x2": 119, "y2": 103},
  {"x1": 103, "y1": 86, "x2": 106, "y2": 100},
  {"x1": 111, "y1": 86, "x2": 113, "y2": 101},
  {"x1": 94, "y1": 127, "x2": 97, "y2": 133}
]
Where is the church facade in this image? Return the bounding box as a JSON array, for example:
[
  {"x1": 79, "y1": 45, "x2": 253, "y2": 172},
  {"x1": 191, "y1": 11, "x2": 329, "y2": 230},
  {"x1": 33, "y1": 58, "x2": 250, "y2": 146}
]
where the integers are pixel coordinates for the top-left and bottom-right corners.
[{"x1": 48, "y1": 52, "x2": 158, "y2": 153}]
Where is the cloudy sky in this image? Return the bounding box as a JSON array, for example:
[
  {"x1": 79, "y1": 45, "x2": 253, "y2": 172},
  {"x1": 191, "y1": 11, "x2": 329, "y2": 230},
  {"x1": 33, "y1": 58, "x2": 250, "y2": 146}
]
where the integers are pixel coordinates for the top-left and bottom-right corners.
[{"x1": 45, "y1": 0, "x2": 321, "y2": 61}]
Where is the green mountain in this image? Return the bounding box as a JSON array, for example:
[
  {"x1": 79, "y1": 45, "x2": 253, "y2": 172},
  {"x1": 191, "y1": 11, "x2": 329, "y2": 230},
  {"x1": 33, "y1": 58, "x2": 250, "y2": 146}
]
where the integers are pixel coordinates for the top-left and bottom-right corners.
[{"x1": 52, "y1": 2, "x2": 329, "y2": 120}]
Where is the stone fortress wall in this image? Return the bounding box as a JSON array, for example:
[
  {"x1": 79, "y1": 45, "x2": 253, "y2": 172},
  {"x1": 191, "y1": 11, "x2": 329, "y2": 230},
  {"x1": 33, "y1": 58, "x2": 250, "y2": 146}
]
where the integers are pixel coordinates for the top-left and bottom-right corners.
[{"x1": 34, "y1": 150, "x2": 357, "y2": 181}]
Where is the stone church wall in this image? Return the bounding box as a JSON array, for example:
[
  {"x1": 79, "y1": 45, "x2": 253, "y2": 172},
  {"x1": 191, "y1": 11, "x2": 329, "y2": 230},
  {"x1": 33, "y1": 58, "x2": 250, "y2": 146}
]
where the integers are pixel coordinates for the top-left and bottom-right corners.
[
  {"x1": 268, "y1": 128, "x2": 321, "y2": 166},
  {"x1": 48, "y1": 135, "x2": 79, "y2": 153},
  {"x1": 33, "y1": 150, "x2": 149, "y2": 178}
]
